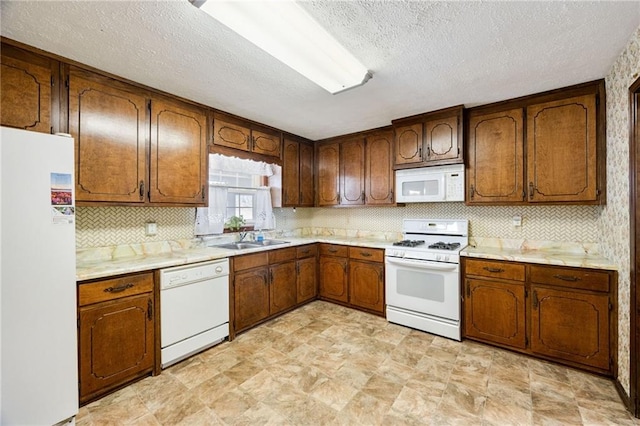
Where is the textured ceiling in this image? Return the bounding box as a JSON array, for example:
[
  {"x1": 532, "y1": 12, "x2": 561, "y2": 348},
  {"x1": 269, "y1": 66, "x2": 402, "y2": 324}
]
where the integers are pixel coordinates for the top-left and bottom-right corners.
[{"x1": 1, "y1": 1, "x2": 639, "y2": 140}]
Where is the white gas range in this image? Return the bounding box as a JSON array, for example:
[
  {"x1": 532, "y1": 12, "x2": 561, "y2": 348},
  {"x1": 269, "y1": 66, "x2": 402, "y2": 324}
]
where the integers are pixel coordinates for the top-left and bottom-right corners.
[{"x1": 385, "y1": 218, "x2": 468, "y2": 341}]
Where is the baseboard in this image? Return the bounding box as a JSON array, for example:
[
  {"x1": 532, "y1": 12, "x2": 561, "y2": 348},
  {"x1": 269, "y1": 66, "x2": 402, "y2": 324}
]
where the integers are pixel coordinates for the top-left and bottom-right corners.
[{"x1": 615, "y1": 378, "x2": 635, "y2": 416}]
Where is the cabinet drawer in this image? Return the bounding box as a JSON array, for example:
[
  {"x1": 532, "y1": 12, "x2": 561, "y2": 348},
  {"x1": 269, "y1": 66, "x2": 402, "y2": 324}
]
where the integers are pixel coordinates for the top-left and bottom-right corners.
[
  {"x1": 349, "y1": 247, "x2": 384, "y2": 263},
  {"x1": 465, "y1": 259, "x2": 525, "y2": 281},
  {"x1": 79, "y1": 273, "x2": 153, "y2": 306},
  {"x1": 319, "y1": 244, "x2": 348, "y2": 257},
  {"x1": 530, "y1": 265, "x2": 609, "y2": 292},
  {"x1": 234, "y1": 252, "x2": 268, "y2": 271},
  {"x1": 269, "y1": 247, "x2": 296, "y2": 264},
  {"x1": 297, "y1": 244, "x2": 318, "y2": 258}
]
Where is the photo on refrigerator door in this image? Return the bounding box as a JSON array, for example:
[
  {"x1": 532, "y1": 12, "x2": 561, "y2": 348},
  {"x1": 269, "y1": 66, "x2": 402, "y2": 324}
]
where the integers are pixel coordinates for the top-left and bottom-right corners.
[{"x1": 50, "y1": 172, "x2": 74, "y2": 224}]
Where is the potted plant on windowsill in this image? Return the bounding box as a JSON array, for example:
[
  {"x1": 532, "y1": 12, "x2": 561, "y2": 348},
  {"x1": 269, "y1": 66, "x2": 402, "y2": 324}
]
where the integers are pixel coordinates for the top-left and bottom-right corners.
[{"x1": 225, "y1": 215, "x2": 247, "y2": 241}]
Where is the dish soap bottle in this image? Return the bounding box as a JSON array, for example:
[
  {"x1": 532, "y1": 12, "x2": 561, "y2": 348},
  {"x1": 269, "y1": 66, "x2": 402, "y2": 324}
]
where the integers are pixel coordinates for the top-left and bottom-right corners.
[{"x1": 256, "y1": 231, "x2": 264, "y2": 242}]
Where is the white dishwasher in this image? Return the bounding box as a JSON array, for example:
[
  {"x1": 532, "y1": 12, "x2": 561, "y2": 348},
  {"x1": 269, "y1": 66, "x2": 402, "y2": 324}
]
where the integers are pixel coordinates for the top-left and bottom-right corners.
[{"x1": 160, "y1": 258, "x2": 229, "y2": 368}]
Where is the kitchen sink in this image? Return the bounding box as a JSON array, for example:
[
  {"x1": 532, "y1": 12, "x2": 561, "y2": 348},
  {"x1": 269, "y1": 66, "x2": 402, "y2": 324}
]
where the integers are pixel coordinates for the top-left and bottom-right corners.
[
  {"x1": 213, "y1": 242, "x2": 260, "y2": 250},
  {"x1": 212, "y1": 240, "x2": 289, "y2": 250},
  {"x1": 250, "y1": 239, "x2": 289, "y2": 246}
]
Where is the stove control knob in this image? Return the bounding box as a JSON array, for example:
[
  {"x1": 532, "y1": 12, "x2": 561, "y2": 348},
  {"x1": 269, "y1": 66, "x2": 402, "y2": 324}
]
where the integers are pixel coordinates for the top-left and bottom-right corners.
[
  {"x1": 435, "y1": 254, "x2": 442, "y2": 261},
  {"x1": 443, "y1": 255, "x2": 450, "y2": 262}
]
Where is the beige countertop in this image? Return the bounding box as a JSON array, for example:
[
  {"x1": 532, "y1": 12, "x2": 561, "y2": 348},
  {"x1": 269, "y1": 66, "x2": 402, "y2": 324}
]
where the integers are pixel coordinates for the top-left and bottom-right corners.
[
  {"x1": 76, "y1": 236, "x2": 392, "y2": 281},
  {"x1": 461, "y1": 238, "x2": 618, "y2": 271}
]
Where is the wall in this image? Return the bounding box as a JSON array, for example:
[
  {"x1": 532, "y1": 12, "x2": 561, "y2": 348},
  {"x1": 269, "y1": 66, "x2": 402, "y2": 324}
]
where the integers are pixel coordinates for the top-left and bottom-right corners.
[{"x1": 601, "y1": 25, "x2": 640, "y2": 397}]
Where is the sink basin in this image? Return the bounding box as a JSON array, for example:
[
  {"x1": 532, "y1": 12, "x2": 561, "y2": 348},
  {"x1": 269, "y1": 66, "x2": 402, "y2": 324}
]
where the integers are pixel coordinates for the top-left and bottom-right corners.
[
  {"x1": 213, "y1": 242, "x2": 260, "y2": 250},
  {"x1": 251, "y1": 239, "x2": 289, "y2": 246}
]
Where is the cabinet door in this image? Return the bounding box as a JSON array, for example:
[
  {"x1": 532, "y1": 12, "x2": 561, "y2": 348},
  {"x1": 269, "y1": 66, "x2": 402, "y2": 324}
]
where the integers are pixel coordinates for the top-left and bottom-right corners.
[
  {"x1": 213, "y1": 117, "x2": 251, "y2": 151},
  {"x1": 464, "y1": 278, "x2": 526, "y2": 349},
  {"x1": 299, "y1": 141, "x2": 315, "y2": 206},
  {"x1": 526, "y1": 94, "x2": 598, "y2": 203},
  {"x1": 69, "y1": 68, "x2": 147, "y2": 203},
  {"x1": 425, "y1": 115, "x2": 460, "y2": 163},
  {"x1": 1, "y1": 44, "x2": 58, "y2": 133},
  {"x1": 319, "y1": 256, "x2": 348, "y2": 303},
  {"x1": 316, "y1": 143, "x2": 340, "y2": 206},
  {"x1": 79, "y1": 293, "x2": 154, "y2": 402},
  {"x1": 531, "y1": 286, "x2": 609, "y2": 370},
  {"x1": 297, "y1": 257, "x2": 317, "y2": 304},
  {"x1": 394, "y1": 123, "x2": 423, "y2": 165},
  {"x1": 365, "y1": 130, "x2": 394, "y2": 205},
  {"x1": 270, "y1": 261, "x2": 297, "y2": 315},
  {"x1": 282, "y1": 138, "x2": 300, "y2": 207},
  {"x1": 234, "y1": 269, "x2": 270, "y2": 331},
  {"x1": 467, "y1": 108, "x2": 524, "y2": 203},
  {"x1": 340, "y1": 138, "x2": 365, "y2": 205},
  {"x1": 349, "y1": 260, "x2": 384, "y2": 314},
  {"x1": 149, "y1": 98, "x2": 207, "y2": 204},
  {"x1": 252, "y1": 129, "x2": 281, "y2": 158}
]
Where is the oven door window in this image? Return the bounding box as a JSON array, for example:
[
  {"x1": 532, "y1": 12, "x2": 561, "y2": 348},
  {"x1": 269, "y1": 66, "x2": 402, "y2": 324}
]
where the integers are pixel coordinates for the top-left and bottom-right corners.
[{"x1": 397, "y1": 270, "x2": 445, "y2": 302}]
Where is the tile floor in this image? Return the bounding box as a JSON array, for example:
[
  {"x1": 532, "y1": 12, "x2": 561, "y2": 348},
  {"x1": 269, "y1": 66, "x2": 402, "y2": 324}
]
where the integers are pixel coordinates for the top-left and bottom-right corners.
[{"x1": 78, "y1": 301, "x2": 637, "y2": 425}]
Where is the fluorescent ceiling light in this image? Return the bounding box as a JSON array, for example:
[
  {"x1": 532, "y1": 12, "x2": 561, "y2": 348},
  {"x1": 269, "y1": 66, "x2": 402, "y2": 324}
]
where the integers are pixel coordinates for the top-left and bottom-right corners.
[{"x1": 191, "y1": 0, "x2": 372, "y2": 94}]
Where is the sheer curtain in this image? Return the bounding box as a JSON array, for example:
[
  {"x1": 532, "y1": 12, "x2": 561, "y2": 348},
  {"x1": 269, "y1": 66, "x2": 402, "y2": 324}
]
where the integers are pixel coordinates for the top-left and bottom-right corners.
[{"x1": 195, "y1": 154, "x2": 275, "y2": 235}]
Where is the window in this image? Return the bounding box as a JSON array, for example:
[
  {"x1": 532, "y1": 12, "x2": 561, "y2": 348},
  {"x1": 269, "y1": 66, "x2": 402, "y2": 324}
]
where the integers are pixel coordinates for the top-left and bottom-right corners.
[{"x1": 210, "y1": 169, "x2": 264, "y2": 227}]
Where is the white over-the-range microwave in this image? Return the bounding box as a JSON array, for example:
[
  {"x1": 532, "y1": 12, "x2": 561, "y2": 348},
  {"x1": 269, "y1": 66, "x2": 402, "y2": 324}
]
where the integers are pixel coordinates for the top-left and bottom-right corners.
[{"x1": 395, "y1": 164, "x2": 465, "y2": 203}]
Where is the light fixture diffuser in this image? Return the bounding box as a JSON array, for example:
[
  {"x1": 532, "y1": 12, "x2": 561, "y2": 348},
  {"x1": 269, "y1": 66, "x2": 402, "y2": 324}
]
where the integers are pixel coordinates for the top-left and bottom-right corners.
[{"x1": 191, "y1": 0, "x2": 372, "y2": 94}]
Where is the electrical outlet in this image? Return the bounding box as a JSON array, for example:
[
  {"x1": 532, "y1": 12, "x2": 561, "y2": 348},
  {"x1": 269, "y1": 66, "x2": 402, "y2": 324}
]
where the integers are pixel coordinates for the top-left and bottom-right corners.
[
  {"x1": 145, "y1": 221, "x2": 157, "y2": 236},
  {"x1": 512, "y1": 215, "x2": 522, "y2": 227}
]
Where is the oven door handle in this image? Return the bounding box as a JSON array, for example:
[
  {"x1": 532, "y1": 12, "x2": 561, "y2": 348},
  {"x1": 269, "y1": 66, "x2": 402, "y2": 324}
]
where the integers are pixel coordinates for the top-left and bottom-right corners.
[{"x1": 385, "y1": 257, "x2": 458, "y2": 270}]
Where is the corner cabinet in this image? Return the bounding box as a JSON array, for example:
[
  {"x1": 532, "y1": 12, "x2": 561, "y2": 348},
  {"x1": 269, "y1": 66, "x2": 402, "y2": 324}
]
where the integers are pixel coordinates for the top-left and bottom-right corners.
[
  {"x1": 462, "y1": 257, "x2": 616, "y2": 375},
  {"x1": 282, "y1": 137, "x2": 314, "y2": 207},
  {"x1": 466, "y1": 80, "x2": 605, "y2": 205},
  {"x1": 0, "y1": 43, "x2": 60, "y2": 134},
  {"x1": 392, "y1": 105, "x2": 464, "y2": 169},
  {"x1": 68, "y1": 66, "x2": 207, "y2": 206},
  {"x1": 316, "y1": 129, "x2": 394, "y2": 207},
  {"x1": 78, "y1": 272, "x2": 155, "y2": 404}
]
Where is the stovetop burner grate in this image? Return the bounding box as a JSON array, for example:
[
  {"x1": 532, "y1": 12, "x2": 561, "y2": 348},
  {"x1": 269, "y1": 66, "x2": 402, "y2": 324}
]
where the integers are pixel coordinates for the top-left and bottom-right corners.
[
  {"x1": 393, "y1": 240, "x2": 425, "y2": 247},
  {"x1": 427, "y1": 241, "x2": 461, "y2": 250}
]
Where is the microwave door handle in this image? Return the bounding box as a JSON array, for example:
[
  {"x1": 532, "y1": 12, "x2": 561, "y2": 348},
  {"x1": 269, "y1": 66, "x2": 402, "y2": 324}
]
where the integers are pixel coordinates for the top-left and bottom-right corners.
[{"x1": 385, "y1": 257, "x2": 458, "y2": 270}]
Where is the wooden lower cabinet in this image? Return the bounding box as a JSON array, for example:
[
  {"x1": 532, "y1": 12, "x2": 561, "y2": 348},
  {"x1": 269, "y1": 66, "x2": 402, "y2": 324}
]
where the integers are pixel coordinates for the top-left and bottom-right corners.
[
  {"x1": 464, "y1": 278, "x2": 526, "y2": 349},
  {"x1": 233, "y1": 268, "x2": 270, "y2": 331},
  {"x1": 318, "y1": 244, "x2": 385, "y2": 315},
  {"x1": 531, "y1": 286, "x2": 610, "y2": 371},
  {"x1": 232, "y1": 245, "x2": 317, "y2": 334},
  {"x1": 78, "y1": 272, "x2": 155, "y2": 404},
  {"x1": 462, "y1": 258, "x2": 616, "y2": 375},
  {"x1": 349, "y1": 259, "x2": 384, "y2": 314},
  {"x1": 319, "y1": 254, "x2": 349, "y2": 303}
]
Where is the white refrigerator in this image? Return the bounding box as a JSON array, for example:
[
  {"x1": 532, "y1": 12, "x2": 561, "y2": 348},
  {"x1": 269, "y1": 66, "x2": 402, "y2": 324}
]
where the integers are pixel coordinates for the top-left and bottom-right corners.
[{"x1": 0, "y1": 127, "x2": 78, "y2": 424}]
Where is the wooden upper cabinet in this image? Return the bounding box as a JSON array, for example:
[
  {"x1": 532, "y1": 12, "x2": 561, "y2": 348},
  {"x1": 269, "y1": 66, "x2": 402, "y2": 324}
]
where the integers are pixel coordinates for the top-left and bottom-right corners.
[
  {"x1": 393, "y1": 105, "x2": 464, "y2": 169},
  {"x1": 340, "y1": 138, "x2": 365, "y2": 205},
  {"x1": 466, "y1": 80, "x2": 605, "y2": 205},
  {"x1": 213, "y1": 116, "x2": 250, "y2": 151},
  {"x1": 0, "y1": 44, "x2": 59, "y2": 134},
  {"x1": 365, "y1": 130, "x2": 394, "y2": 205},
  {"x1": 425, "y1": 115, "x2": 460, "y2": 163},
  {"x1": 527, "y1": 94, "x2": 597, "y2": 203},
  {"x1": 69, "y1": 67, "x2": 148, "y2": 203},
  {"x1": 252, "y1": 129, "x2": 281, "y2": 157},
  {"x1": 316, "y1": 142, "x2": 340, "y2": 206},
  {"x1": 395, "y1": 123, "x2": 423, "y2": 165},
  {"x1": 212, "y1": 113, "x2": 281, "y2": 158},
  {"x1": 149, "y1": 97, "x2": 207, "y2": 205},
  {"x1": 282, "y1": 137, "x2": 314, "y2": 207},
  {"x1": 467, "y1": 108, "x2": 525, "y2": 203}
]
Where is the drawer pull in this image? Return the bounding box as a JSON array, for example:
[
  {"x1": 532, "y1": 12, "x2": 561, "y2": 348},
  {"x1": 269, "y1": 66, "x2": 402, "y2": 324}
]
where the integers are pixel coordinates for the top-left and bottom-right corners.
[
  {"x1": 553, "y1": 274, "x2": 580, "y2": 282},
  {"x1": 104, "y1": 283, "x2": 134, "y2": 293},
  {"x1": 328, "y1": 248, "x2": 338, "y2": 253},
  {"x1": 360, "y1": 252, "x2": 372, "y2": 257},
  {"x1": 301, "y1": 249, "x2": 310, "y2": 254},
  {"x1": 483, "y1": 267, "x2": 504, "y2": 273}
]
